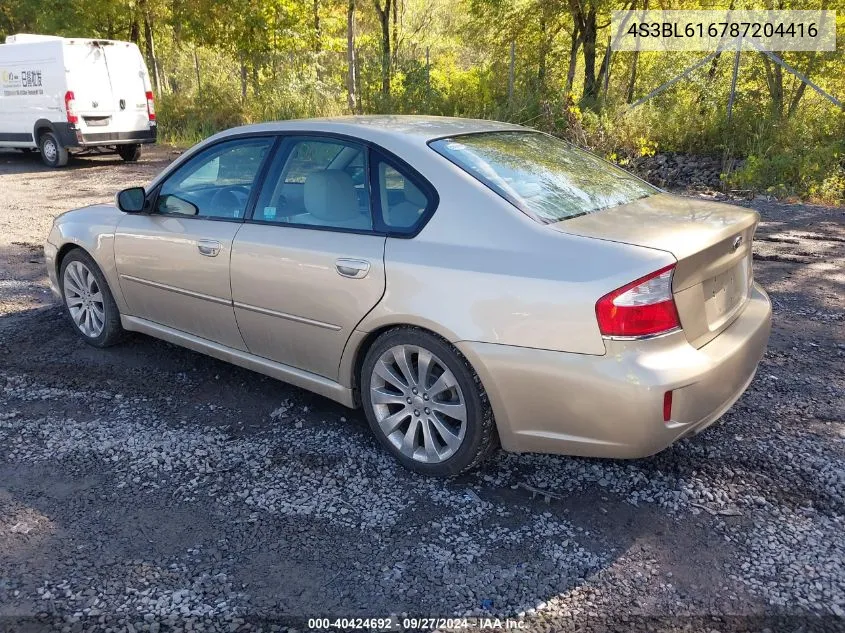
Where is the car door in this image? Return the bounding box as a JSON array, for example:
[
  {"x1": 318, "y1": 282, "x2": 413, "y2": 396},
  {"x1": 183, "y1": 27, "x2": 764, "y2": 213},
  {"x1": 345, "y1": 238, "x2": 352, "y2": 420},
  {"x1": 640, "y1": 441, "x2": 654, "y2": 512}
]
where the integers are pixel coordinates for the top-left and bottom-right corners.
[
  {"x1": 114, "y1": 136, "x2": 275, "y2": 349},
  {"x1": 230, "y1": 136, "x2": 386, "y2": 380}
]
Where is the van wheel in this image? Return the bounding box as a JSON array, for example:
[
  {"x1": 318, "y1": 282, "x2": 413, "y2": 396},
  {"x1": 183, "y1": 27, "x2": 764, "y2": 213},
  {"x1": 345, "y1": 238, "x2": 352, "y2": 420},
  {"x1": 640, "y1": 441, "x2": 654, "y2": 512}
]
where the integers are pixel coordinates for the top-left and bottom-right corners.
[
  {"x1": 117, "y1": 144, "x2": 141, "y2": 162},
  {"x1": 39, "y1": 131, "x2": 69, "y2": 168}
]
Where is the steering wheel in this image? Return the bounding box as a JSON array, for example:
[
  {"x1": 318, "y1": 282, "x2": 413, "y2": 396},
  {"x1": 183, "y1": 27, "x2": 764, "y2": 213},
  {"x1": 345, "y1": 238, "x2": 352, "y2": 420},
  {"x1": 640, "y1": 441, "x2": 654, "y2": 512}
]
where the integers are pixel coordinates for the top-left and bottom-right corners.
[
  {"x1": 229, "y1": 184, "x2": 251, "y2": 196},
  {"x1": 210, "y1": 187, "x2": 244, "y2": 218}
]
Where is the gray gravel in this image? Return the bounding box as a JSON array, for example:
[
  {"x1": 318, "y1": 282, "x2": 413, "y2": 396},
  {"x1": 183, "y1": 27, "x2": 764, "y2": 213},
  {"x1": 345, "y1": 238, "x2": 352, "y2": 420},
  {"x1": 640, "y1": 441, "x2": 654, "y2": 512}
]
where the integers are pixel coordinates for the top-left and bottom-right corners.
[{"x1": 0, "y1": 149, "x2": 844, "y2": 632}]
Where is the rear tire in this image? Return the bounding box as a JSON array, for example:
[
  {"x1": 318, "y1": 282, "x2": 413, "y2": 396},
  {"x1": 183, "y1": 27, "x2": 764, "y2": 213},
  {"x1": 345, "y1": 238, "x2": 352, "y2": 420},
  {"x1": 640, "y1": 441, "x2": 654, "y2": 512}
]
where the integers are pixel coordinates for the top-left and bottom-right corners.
[
  {"x1": 39, "y1": 131, "x2": 69, "y2": 168},
  {"x1": 59, "y1": 249, "x2": 124, "y2": 348},
  {"x1": 117, "y1": 144, "x2": 141, "y2": 162},
  {"x1": 360, "y1": 327, "x2": 497, "y2": 476}
]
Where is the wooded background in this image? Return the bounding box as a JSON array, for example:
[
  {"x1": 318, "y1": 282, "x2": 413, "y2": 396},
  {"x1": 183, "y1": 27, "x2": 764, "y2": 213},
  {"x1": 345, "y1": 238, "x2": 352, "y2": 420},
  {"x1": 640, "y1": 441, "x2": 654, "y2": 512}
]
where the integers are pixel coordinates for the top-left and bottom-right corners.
[{"x1": 1, "y1": 0, "x2": 843, "y2": 201}]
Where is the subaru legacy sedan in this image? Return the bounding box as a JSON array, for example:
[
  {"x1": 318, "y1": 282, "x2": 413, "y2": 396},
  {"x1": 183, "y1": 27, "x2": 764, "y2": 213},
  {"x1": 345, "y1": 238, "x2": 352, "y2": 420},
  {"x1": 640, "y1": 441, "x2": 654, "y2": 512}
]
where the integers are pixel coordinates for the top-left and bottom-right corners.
[{"x1": 44, "y1": 116, "x2": 771, "y2": 476}]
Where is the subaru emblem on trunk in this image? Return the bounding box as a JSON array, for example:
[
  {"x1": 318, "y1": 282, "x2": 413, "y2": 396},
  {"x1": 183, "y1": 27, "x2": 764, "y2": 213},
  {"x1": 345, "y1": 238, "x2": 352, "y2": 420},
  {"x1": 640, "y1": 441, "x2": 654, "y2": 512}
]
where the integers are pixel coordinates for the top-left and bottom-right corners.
[{"x1": 732, "y1": 235, "x2": 744, "y2": 251}]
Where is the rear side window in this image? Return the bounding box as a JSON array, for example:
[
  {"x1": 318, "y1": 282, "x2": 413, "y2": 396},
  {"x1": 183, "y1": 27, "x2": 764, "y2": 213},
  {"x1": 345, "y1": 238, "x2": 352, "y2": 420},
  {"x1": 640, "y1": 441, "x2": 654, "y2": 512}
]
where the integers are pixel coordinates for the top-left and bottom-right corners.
[
  {"x1": 372, "y1": 156, "x2": 434, "y2": 235},
  {"x1": 253, "y1": 137, "x2": 373, "y2": 231},
  {"x1": 430, "y1": 131, "x2": 656, "y2": 223}
]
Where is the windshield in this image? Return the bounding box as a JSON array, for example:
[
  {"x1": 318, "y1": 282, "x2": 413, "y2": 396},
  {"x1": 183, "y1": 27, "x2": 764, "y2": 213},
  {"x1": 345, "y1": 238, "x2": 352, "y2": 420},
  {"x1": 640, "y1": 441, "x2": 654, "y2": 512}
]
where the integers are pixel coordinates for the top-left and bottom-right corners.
[{"x1": 430, "y1": 131, "x2": 657, "y2": 223}]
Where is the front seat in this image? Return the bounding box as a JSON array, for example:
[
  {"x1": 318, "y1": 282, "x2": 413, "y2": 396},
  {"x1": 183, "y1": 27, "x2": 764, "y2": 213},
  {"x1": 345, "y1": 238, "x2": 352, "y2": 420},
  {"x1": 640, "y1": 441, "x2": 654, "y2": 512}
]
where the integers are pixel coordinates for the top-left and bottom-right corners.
[{"x1": 303, "y1": 170, "x2": 371, "y2": 230}]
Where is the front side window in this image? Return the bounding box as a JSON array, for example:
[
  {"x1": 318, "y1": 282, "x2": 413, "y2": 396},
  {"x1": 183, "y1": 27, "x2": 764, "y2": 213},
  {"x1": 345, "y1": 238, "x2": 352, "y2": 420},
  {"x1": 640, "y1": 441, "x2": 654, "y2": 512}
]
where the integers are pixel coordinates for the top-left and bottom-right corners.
[
  {"x1": 254, "y1": 138, "x2": 372, "y2": 231},
  {"x1": 430, "y1": 131, "x2": 657, "y2": 223},
  {"x1": 157, "y1": 137, "x2": 273, "y2": 219}
]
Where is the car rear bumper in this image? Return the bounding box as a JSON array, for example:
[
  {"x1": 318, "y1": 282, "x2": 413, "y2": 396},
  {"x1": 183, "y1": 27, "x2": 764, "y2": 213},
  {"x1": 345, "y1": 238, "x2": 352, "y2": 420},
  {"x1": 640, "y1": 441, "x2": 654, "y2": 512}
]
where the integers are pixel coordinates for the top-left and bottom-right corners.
[
  {"x1": 457, "y1": 283, "x2": 772, "y2": 458},
  {"x1": 55, "y1": 123, "x2": 157, "y2": 148}
]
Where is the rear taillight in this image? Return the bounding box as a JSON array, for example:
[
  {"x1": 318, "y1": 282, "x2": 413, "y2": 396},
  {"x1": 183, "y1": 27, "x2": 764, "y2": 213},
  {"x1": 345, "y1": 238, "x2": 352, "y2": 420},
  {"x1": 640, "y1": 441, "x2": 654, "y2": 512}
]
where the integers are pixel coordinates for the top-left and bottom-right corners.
[
  {"x1": 595, "y1": 264, "x2": 681, "y2": 338},
  {"x1": 145, "y1": 90, "x2": 156, "y2": 122},
  {"x1": 64, "y1": 91, "x2": 78, "y2": 124}
]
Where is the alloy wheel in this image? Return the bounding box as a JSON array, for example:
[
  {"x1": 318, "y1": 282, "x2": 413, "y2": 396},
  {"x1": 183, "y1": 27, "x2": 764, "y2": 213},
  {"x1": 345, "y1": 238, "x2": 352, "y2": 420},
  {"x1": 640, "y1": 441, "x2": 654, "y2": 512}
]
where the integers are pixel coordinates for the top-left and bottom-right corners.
[
  {"x1": 369, "y1": 344, "x2": 467, "y2": 464},
  {"x1": 63, "y1": 261, "x2": 106, "y2": 338}
]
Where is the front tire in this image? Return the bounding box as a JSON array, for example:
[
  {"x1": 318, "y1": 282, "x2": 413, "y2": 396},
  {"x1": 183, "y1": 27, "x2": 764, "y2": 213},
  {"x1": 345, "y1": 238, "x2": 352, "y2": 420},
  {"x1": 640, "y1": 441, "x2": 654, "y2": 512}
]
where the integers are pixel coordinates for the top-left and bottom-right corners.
[
  {"x1": 117, "y1": 144, "x2": 141, "y2": 162},
  {"x1": 360, "y1": 328, "x2": 497, "y2": 476},
  {"x1": 39, "y1": 131, "x2": 69, "y2": 168},
  {"x1": 59, "y1": 249, "x2": 124, "y2": 347}
]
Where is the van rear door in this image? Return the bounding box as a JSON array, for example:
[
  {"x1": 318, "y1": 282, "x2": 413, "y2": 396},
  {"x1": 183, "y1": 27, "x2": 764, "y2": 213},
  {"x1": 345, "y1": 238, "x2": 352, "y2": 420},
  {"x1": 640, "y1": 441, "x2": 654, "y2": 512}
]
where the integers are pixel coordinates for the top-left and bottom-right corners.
[
  {"x1": 102, "y1": 42, "x2": 150, "y2": 133},
  {"x1": 63, "y1": 41, "x2": 115, "y2": 126},
  {"x1": 63, "y1": 40, "x2": 150, "y2": 137}
]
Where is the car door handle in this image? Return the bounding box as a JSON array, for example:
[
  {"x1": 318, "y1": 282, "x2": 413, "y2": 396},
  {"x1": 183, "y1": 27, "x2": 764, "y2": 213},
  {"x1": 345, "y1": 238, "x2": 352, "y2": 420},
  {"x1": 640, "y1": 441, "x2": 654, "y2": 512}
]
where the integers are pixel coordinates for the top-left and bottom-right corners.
[
  {"x1": 335, "y1": 258, "x2": 370, "y2": 279},
  {"x1": 197, "y1": 239, "x2": 221, "y2": 257}
]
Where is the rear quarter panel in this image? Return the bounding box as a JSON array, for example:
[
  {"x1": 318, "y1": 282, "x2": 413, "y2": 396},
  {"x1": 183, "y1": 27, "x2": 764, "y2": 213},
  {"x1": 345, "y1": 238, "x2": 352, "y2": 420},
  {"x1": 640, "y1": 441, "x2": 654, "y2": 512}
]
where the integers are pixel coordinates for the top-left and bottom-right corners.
[{"x1": 359, "y1": 162, "x2": 675, "y2": 356}]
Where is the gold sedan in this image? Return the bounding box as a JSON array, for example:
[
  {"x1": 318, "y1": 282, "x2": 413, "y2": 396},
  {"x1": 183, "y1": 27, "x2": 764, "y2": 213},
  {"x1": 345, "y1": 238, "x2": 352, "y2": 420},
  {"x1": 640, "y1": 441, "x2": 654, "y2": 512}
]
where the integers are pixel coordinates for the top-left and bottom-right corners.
[{"x1": 44, "y1": 116, "x2": 771, "y2": 476}]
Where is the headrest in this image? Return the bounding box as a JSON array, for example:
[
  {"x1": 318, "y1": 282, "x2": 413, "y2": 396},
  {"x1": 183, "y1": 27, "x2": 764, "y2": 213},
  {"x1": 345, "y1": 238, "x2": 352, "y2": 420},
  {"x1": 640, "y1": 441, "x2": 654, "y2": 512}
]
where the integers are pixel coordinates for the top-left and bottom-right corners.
[{"x1": 304, "y1": 170, "x2": 359, "y2": 221}]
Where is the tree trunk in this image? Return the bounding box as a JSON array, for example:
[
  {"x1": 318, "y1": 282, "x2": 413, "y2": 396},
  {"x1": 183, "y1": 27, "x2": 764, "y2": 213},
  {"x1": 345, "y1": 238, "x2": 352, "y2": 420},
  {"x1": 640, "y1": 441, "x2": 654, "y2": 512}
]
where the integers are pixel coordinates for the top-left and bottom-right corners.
[
  {"x1": 596, "y1": 36, "x2": 612, "y2": 99},
  {"x1": 346, "y1": 0, "x2": 357, "y2": 114},
  {"x1": 194, "y1": 47, "x2": 201, "y2": 95},
  {"x1": 787, "y1": 52, "x2": 817, "y2": 117},
  {"x1": 581, "y1": 7, "x2": 598, "y2": 101},
  {"x1": 391, "y1": 0, "x2": 399, "y2": 66},
  {"x1": 354, "y1": 45, "x2": 363, "y2": 113},
  {"x1": 762, "y1": 56, "x2": 784, "y2": 118},
  {"x1": 373, "y1": 0, "x2": 392, "y2": 100},
  {"x1": 565, "y1": 25, "x2": 581, "y2": 95},
  {"x1": 129, "y1": 13, "x2": 140, "y2": 44},
  {"x1": 625, "y1": 50, "x2": 638, "y2": 103},
  {"x1": 313, "y1": 0, "x2": 321, "y2": 54},
  {"x1": 508, "y1": 40, "x2": 516, "y2": 109},
  {"x1": 536, "y1": 12, "x2": 547, "y2": 97},
  {"x1": 140, "y1": 0, "x2": 161, "y2": 93},
  {"x1": 239, "y1": 58, "x2": 247, "y2": 103}
]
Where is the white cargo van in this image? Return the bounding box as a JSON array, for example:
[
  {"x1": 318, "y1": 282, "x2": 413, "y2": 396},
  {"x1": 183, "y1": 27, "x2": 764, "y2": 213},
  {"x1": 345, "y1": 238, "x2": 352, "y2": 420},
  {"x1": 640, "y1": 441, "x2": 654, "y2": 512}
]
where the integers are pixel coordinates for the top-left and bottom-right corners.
[{"x1": 0, "y1": 34, "x2": 156, "y2": 167}]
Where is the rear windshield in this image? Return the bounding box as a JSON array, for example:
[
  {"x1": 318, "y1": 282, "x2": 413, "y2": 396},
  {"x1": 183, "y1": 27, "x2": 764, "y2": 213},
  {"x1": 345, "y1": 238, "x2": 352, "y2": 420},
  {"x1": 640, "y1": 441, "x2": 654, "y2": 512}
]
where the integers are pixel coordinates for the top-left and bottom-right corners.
[{"x1": 429, "y1": 131, "x2": 657, "y2": 223}]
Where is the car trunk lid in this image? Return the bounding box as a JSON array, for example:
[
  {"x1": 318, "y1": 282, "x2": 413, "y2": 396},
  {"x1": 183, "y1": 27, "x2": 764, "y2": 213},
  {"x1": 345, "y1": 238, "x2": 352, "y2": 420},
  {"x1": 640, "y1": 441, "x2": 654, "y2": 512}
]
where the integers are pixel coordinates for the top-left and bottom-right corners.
[{"x1": 550, "y1": 193, "x2": 758, "y2": 348}]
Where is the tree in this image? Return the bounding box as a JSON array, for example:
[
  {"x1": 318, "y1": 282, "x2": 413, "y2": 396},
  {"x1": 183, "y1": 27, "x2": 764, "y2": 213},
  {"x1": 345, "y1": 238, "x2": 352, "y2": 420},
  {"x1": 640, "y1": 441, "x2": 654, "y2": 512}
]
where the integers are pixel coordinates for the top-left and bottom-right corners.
[
  {"x1": 347, "y1": 0, "x2": 359, "y2": 112},
  {"x1": 373, "y1": 0, "x2": 393, "y2": 100}
]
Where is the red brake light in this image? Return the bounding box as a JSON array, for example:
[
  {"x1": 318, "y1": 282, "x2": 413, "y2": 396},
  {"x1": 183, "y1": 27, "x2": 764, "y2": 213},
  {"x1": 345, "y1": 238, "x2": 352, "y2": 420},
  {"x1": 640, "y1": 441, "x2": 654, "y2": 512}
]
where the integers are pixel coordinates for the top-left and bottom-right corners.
[
  {"x1": 595, "y1": 264, "x2": 681, "y2": 338},
  {"x1": 64, "y1": 91, "x2": 78, "y2": 124},
  {"x1": 145, "y1": 90, "x2": 156, "y2": 122}
]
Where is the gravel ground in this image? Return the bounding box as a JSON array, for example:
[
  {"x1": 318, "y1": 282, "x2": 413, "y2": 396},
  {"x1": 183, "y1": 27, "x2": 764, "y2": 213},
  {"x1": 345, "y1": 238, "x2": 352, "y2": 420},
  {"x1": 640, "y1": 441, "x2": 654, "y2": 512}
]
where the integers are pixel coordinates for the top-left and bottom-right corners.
[{"x1": 0, "y1": 147, "x2": 843, "y2": 632}]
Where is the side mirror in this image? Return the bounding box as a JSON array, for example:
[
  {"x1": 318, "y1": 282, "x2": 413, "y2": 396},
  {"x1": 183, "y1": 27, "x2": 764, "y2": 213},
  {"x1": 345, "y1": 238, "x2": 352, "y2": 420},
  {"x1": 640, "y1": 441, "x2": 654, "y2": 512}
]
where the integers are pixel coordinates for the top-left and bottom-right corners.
[{"x1": 116, "y1": 187, "x2": 146, "y2": 213}]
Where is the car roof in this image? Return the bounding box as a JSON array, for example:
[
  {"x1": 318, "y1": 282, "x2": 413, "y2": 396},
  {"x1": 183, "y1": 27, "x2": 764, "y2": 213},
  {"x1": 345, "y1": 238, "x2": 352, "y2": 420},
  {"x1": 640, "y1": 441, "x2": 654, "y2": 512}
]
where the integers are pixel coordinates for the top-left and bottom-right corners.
[{"x1": 214, "y1": 115, "x2": 527, "y2": 146}]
